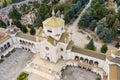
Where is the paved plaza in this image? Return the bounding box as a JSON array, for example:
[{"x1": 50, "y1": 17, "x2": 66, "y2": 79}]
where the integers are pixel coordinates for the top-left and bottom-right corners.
[
  {"x1": 0, "y1": 49, "x2": 34, "y2": 80},
  {"x1": 62, "y1": 67, "x2": 98, "y2": 80}
]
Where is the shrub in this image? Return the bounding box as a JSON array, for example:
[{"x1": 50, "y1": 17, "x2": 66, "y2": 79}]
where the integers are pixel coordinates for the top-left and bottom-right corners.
[
  {"x1": 10, "y1": 49, "x2": 16, "y2": 53},
  {"x1": 101, "y1": 44, "x2": 108, "y2": 53},
  {"x1": 5, "y1": 49, "x2": 15, "y2": 58},
  {"x1": 85, "y1": 39, "x2": 96, "y2": 51},
  {"x1": 85, "y1": 44, "x2": 96, "y2": 51},
  {"x1": 115, "y1": 42, "x2": 120, "y2": 48},
  {"x1": 5, "y1": 53, "x2": 11, "y2": 58},
  {"x1": 0, "y1": 59, "x2": 4, "y2": 63},
  {"x1": 96, "y1": 77, "x2": 101, "y2": 80},
  {"x1": 30, "y1": 27, "x2": 36, "y2": 35},
  {"x1": 17, "y1": 72, "x2": 29, "y2": 80}
]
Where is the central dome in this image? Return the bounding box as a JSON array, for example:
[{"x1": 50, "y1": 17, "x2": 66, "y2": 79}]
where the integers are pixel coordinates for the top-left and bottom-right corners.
[{"x1": 43, "y1": 17, "x2": 64, "y2": 27}]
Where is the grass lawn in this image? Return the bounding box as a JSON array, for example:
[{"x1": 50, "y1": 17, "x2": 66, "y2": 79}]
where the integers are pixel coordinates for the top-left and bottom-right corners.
[
  {"x1": 0, "y1": 59, "x2": 4, "y2": 63},
  {"x1": 10, "y1": 49, "x2": 16, "y2": 53},
  {"x1": 5, "y1": 53, "x2": 11, "y2": 58},
  {"x1": 17, "y1": 72, "x2": 29, "y2": 80},
  {"x1": 5, "y1": 49, "x2": 16, "y2": 58}
]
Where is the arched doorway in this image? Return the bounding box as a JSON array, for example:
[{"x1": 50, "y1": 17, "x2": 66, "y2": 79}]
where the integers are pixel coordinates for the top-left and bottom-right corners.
[
  {"x1": 89, "y1": 60, "x2": 93, "y2": 65},
  {"x1": 1, "y1": 55, "x2": 4, "y2": 59},
  {"x1": 20, "y1": 40, "x2": 22, "y2": 43},
  {"x1": 75, "y1": 56, "x2": 79, "y2": 60},
  {"x1": 4, "y1": 44, "x2": 7, "y2": 49},
  {"x1": 47, "y1": 57, "x2": 50, "y2": 61},
  {"x1": 7, "y1": 42, "x2": 10, "y2": 47},
  {"x1": 61, "y1": 56, "x2": 63, "y2": 59},
  {"x1": 0, "y1": 47, "x2": 3, "y2": 52},
  {"x1": 94, "y1": 61, "x2": 99, "y2": 66},
  {"x1": 80, "y1": 57, "x2": 84, "y2": 62},
  {"x1": 84, "y1": 58, "x2": 88, "y2": 63}
]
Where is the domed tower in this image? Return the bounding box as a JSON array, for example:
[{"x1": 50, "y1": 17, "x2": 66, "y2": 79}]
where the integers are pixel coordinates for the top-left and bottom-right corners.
[
  {"x1": 42, "y1": 8, "x2": 65, "y2": 40},
  {"x1": 37, "y1": 8, "x2": 74, "y2": 63}
]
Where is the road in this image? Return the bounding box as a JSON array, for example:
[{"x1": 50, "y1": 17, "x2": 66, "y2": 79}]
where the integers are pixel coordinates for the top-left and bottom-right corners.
[
  {"x1": 0, "y1": 0, "x2": 34, "y2": 12},
  {"x1": 67, "y1": 0, "x2": 114, "y2": 52}
]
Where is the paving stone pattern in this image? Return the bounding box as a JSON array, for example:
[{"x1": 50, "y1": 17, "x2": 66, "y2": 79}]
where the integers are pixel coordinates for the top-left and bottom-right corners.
[{"x1": 0, "y1": 49, "x2": 34, "y2": 80}]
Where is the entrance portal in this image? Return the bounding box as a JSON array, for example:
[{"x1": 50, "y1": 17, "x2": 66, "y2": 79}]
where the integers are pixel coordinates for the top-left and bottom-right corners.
[{"x1": 47, "y1": 57, "x2": 50, "y2": 61}]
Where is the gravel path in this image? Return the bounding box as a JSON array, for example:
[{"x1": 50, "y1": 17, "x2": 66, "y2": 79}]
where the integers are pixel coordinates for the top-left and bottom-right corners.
[
  {"x1": 0, "y1": 48, "x2": 34, "y2": 80},
  {"x1": 62, "y1": 67, "x2": 98, "y2": 80}
]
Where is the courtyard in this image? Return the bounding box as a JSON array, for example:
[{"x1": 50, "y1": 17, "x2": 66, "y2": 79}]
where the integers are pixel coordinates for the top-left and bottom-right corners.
[
  {"x1": 23, "y1": 53, "x2": 104, "y2": 80},
  {"x1": 0, "y1": 48, "x2": 34, "y2": 80},
  {"x1": 62, "y1": 66, "x2": 99, "y2": 80}
]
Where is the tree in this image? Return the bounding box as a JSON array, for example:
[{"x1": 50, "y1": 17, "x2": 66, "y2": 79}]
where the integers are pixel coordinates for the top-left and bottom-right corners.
[
  {"x1": 85, "y1": 39, "x2": 96, "y2": 51},
  {"x1": 117, "y1": 9, "x2": 120, "y2": 21},
  {"x1": 51, "y1": 0, "x2": 60, "y2": 5},
  {"x1": 34, "y1": 14, "x2": 43, "y2": 27},
  {"x1": 8, "y1": 7, "x2": 22, "y2": 20},
  {"x1": 96, "y1": 77, "x2": 101, "y2": 80},
  {"x1": 19, "y1": 4, "x2": 29, "y2": 14},
  {"x1": 12, "y1": 20, "x2": 22, "y2": 28},
  {"x1": 34, "y1": 3, "x2": 51, "y2": 27},
  {"x1": 111, "y1": 18, "x2": 119, "y2": 34},
  {"x1": 78, "y1": 8, "x2": 93, "y2": 27},
  {"x1": 30, "y1": 27, "x2": 36, "y2": 35},
  {"x1": 115, "y1": 42, "x2": 120, "y2": 48},
  {"x1": 42, "y1": 0, "x2": 50, "y2": 4},
  {"x1": 99, "y1": 28, "x2": 114, "y2": 43},
  {"x1": 64, "y1": 12, "x2": 71, "y2": 24},
  {"x1": 106, "y1": 13, "x2": 118, "y2": 31},
  {"x1": 33, "y1": 1, "x2": 40, "y2": 9},
  {"x1": 96, "y1": 19, "x2": 107, "y2": 35},
  {"x1": 21, "y1": 25, "x2": 28, "y2": 33},
  {"x1": 101, "y1": 44, "x2": 108, "y2": 53},
  {"x1": 89, "y1": 20, "x2": 97, "y2": 31},
  {"x1": 92, "y1": 0, "x2": 107, "y2": 21},
  {"x1": 2, "y1": 0, "x2": 7, "y2": 7},
  {"x1": 0, "y1": 20, "x2": 6, "y2": 28},
  {"x1": 116, "y1": 0, "x2": 120, "y2": 6}
]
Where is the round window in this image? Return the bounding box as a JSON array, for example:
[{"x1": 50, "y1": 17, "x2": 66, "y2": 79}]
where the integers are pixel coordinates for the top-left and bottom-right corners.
[{"x1": 45, "y1": 47, "x2": 49, "y2": 51}]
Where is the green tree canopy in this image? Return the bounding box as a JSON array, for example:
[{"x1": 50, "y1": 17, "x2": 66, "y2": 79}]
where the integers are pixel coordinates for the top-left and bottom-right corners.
[
  {"x1": 30, "y1": 27, "x2": 36, "y2": 35},
  {"x1": 0, "y1": 20, "x2": 6, "y2": 28},
  {"x1": 21, "y1": 25, "x2": 28, "y2": 33},
  {"x1": 51, "y1": 0, "x2": 60, "y2": 5},
  {"x1": 12, "y1": 20, "x2": 22, "y2": 28},
  {"x1": 89, "y1": 20, "x2": 97, "y2": 31},
  {"x1": 96, "y1": 19, "x2": 107, "y2": 35},
  {"x1": 34, "y1": 3, "x2": 51, "y2": 27},
  {"x1": 91, "y1": 0, "x2": 107, "y2": 21},
  {"x1": 8, "y1": 7, "x2": 22, "y2": 20},
  {"x1": 85, "y1": 39, "x2": 96, "y2": 51},
  {"x1": 78, "y1": 8, "x2": 93, "y2": 27},
  {"x1": 99, "y1": 28, "x2": 114, "y2": 43},
  {"x1": 101, "y1": 44, "x2": 108, "y2": 53},
  {"x1": 19, "y1": 4, "x2": 30, "y2": 14},
  {"x1": 33, "y1": 1, "x2": 40, "y2": 9},
  {"x1": 115, "y1": 42, "x2": 120, "y2": 48},
  {"x1": 106, "y1": 13, "x2": 118, "y2": 31}
]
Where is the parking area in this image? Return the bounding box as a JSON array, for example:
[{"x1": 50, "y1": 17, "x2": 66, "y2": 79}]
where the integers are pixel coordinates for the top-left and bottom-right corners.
[{"x1": 0, "y1": 48, "x2": 34, "y2": 80}]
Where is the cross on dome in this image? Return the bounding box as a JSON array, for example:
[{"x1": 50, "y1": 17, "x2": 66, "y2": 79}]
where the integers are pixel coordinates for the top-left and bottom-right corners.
[{"x1": 52, "y1": 7, "x2": 55, "y2": 17}]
